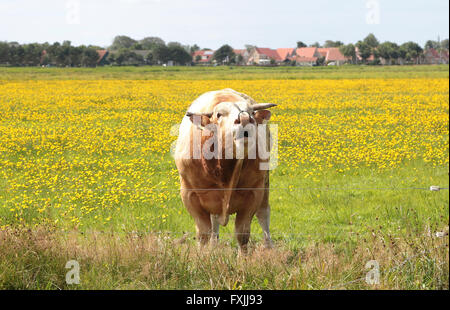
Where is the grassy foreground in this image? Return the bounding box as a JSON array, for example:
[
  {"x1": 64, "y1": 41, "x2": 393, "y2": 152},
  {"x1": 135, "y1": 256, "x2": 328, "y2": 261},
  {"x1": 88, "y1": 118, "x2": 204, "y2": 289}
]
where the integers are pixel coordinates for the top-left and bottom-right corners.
[
  {"x1": 0, "y1": 227, "x2": 448, "y2": 290},
  {"x1": 0, "y1": 64, "x2": 448, "y2": 80},
  {"x1": 0, "y1": 66, "x2": 448, "y2": 289}
]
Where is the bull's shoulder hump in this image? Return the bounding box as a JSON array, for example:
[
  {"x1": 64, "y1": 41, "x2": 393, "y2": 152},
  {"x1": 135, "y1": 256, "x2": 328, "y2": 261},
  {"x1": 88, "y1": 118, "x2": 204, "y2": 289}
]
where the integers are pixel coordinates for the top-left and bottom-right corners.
[
  {"x1": 188, "y1": 89, "x2": 255, "y2": 113},
  {"x1": 218, "y1": 89, "x2": 257, "y2": 104},
  {"x1": 189, "y1": 90, "x2": 241, "y2": 112}
]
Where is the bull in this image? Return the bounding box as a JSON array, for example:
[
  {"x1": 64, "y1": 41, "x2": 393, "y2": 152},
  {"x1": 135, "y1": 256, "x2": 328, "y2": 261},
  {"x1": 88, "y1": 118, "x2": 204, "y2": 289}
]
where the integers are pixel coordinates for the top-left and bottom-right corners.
[{"x1": 174, "y1": 89, "x2": 277, "y2": 252}]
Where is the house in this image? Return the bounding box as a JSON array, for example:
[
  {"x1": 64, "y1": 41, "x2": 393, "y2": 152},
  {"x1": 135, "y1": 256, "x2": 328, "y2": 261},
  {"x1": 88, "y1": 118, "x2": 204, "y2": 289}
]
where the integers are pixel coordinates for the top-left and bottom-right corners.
[
  {"x1": 96, "y1": 50, "x2": 109, "y2": 65},
  {"x1": 247, "y1": 47, "x2": 282, "y2": 65},
  {"x1": 423, "y1": 48, "x2": 449, "y2": 64},
  {"x1": 276, "y1": 48, "x2": 296, "y2": 63},
  {"x1": 318, "y1": 48, "x2": 348, "y2": 65},
  {"x1": 294, "y1": 47, "x2": 321, "y2": 66},
  {"x1": 233, "y1": 49, "x2": 249, "y2": 65},
  {"x1": 192, "y1": 50, "x2": 215, "y2": 64}
]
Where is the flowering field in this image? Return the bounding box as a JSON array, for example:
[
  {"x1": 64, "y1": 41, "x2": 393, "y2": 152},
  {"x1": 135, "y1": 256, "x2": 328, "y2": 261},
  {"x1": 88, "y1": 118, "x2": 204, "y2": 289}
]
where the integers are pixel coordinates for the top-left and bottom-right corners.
[{"x1": 0, "y1": 69, "x2": 448, "y2": 289}]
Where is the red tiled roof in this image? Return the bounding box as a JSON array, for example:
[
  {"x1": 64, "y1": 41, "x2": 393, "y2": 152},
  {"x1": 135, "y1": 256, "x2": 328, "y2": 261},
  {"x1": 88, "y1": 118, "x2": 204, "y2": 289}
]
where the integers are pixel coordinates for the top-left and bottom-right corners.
[
  {"x1": 96, "y1": 50, "x2": 108, "y2": 63},
  {"x1": 317, "y1": 48, "x2": 328, "y2": 58},
  {"x1": 296, "y1": 47, "x2": 318, "y2": 58},
  {"x1": 233, "y1": 49, "x2": 246, "y2": 56},
  {"x1": 276, "y1": 48, "x2": 295, "y2": 60},
  {"x1": 192, "y1": 50, "x2": 214, "y2": 63},
  {"x1": 322, "y1": 48, "x2": 347, "y2": 61},
  {"x1": 255, "y1": 48, "x2": 282, "y2": 61}
]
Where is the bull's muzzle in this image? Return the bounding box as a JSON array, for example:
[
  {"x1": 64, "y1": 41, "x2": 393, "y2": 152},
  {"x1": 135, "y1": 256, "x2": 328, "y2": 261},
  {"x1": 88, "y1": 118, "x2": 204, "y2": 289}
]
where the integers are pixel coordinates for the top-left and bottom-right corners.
[{"x1": 235, "y1": 112, "x2": 251, "y2": 127}]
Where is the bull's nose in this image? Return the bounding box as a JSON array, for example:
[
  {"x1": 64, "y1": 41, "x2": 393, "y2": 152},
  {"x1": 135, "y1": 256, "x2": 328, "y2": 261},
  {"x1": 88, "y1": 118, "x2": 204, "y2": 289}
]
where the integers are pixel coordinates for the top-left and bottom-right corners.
[{"x1": 235, "y1": 112, "x2": 251, "y2": 126}]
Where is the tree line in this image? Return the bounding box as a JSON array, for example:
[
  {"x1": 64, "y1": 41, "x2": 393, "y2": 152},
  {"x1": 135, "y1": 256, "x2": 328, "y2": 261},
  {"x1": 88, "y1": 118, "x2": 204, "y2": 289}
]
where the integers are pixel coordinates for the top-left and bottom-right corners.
[
  {"x1": 338, "y1": 34, "x2": 449, "y2": 64},
  {"x1": 0, "y1": 34, "x2": 448, "y2": 67},
  {"x1": 107, "y1": 36, "x2": 193, "y2": 66},
  {"x1": 300, "y1": 35, "x2": 449, "y2": 65},
  {"x1": 0, "y1": 41, "x2": 101, "y2": 67}
]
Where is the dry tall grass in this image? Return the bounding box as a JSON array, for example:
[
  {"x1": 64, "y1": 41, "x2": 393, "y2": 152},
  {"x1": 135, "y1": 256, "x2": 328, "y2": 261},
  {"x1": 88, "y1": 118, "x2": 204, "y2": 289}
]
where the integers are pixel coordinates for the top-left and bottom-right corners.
[{"x1": 0, "y1": 227, "x2": 447, "y2": 290}]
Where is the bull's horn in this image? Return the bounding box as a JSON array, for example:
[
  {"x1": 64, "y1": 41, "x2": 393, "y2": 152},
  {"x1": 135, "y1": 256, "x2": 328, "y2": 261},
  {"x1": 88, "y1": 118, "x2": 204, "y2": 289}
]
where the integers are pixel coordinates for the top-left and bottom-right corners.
[
  {"x1": 251, "y1": 103, "x2": 277, "y2": 111},
  {"x1": 186, "y1": 111, "x2": 213, "y2": 118}
]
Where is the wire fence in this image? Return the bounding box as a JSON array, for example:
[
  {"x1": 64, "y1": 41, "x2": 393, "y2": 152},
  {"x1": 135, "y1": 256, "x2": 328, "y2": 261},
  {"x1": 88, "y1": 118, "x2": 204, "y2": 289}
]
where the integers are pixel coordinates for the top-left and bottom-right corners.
[{"x1": 7, "y1": 184, "x2": 447, "y2": 193}]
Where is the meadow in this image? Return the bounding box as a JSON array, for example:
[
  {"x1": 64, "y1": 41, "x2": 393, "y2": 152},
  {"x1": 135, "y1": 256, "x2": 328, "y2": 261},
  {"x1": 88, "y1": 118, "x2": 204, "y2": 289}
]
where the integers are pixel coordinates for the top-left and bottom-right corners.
[{"x1": 0, "y1": 65, "x2": 448, "y2": 289}]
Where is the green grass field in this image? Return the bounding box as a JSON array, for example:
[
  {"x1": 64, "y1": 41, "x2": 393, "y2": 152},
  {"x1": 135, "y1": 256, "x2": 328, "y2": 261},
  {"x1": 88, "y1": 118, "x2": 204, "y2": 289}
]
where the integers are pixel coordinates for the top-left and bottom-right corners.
[
  {"x1": 0, "y1": 65, "x2": 448, "y2": 290},
  {"x1": 1, "y1": 64, "x2": 449, "y2": 80}
]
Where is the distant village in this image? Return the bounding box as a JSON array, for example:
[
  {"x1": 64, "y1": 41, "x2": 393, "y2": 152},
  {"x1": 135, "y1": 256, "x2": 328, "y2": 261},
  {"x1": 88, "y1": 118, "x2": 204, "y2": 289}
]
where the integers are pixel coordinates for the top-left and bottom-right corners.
[
  {"x1": 190, "y1": 46, "x2": 449, "y2": 66},
  {"x1": 97, "y1": 45, "x2": 449, "y2": 67},
  {"x1": 0, "y1": 33, "x2": 449, "y2": 67}
]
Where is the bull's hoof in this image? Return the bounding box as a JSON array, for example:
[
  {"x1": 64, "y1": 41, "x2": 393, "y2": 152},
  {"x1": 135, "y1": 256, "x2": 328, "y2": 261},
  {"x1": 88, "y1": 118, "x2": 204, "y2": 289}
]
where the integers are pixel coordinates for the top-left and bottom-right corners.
[{"x1": 264, "y1": 241, "x2": 274, "y2": 249}]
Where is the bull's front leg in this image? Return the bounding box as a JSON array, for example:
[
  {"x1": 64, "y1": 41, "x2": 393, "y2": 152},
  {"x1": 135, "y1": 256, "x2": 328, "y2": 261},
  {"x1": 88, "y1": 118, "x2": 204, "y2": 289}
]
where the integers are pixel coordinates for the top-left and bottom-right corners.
[
  {"x1": 194, "y1": 212, "x2": 213, "y2": 246},
  {"x1": 210, "y1": 214, "x2": 220, "y2": 243},
  {"x1": 234, "y1": 208, "x2": 255, "y2": 254},
  {"x1": 181, "y1": 184, "x2": 212, "y2": 247}
]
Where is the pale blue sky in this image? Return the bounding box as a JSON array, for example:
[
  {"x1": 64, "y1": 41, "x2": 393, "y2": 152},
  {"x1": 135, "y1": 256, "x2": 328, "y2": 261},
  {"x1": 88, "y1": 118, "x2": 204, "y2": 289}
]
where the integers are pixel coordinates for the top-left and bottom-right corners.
[{"x1": 0, "y1": 0, "x2": 448, "y2": 49}]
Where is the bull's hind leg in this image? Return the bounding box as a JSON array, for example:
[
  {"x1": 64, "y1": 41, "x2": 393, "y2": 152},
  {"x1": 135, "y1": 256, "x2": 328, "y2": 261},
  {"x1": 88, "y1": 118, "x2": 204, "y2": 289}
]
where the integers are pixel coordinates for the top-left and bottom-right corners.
[
  {"x1": 256, "y1": 178, "x2": 273, "y2": 249},
  {"x1": 256, "y1": 204, "x2": 273, "y2": 249}
]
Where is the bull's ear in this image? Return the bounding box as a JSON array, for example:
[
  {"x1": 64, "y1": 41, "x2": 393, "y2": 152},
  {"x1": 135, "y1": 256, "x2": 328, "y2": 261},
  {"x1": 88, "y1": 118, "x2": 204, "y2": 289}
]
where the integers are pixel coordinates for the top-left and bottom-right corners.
[
  {"x1": 254, "y1": 110, "x2": 272, "y2": 124},
  {"x1": 186, "y1": 112, "x2": 212, "y2": 129}
]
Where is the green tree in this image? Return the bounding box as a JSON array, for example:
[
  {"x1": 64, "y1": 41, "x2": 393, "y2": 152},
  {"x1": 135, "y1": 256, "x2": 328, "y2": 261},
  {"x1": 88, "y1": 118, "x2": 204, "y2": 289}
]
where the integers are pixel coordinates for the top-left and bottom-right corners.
[
  {"x1": 324, "y1": 40, "x2": 344, "y2": 48},
  {"x1": 81, "y1": 48, "x2": 99, "y2": 67},
  {"x1": 113, "y1": 49, "x2": 144, "y2": 66},
  {"x1": 339, "y1": 44, "x2": 356, "y2": 64},
  {"x1": 356, "y1": 41, "x2": 372, "y2": 63},
  {"x1": 0, "y1": 42, "x2": 9, "y2": 65},
  {"x1": 441, "y1": 39, "x2": 449, "y2": 50},
  {"x1": 23, "y1": 43, "x2": 44, "y2": 66},
  {"x1": 139, "y1": 37, "x2": 165, "y2": 50},
  {"x1": 107, "y1": 53, "x2": 116, "y2": 65},
  {"x1": 110, "y1": 35, "x2": 137, "y2": 50},
  {"x1": 168, "y1": 45, "x2": 192, "y2": 65},
  {"x1": 131, "y1": 43, "x2": 143, "y2": 50},
  {"x1": 399, "y1": 41, "x2": 423, "y2": 64},
  {"x1": 145, "y1": 52, "x2": 154, "y2": 65},
  {"x1": 213, "y1": 45, "x2": 235, "y2": 64},
  {"x1": 153, "y1": 45, "x2": 171, "y2": 64},
  {"x1": 317, "y1": 56, "x2": 326, "y2": 66},
  {"x1": 70, "y1": 46, "x2": 84, "y2": 67},
  {"x1": 190, "y1": 44, "x2": 200, "y2": 54},
  {"x1": 377, "y1": 41, "x2": 399, "y2": 65},
  {"x1": 297, "y1": 41, "x2": 307, "y2": 48},
  {"x1": 363, "y1": 33, "x2": 380, "y2": 48},
  {"x1": 237, "y1": 54, "x2": 244, "y2": 65},
  {"x1": 9, "y1": 45, "x2": 25, "y2": 66},
  {"x1": 424, "y1": 40, "x2": 439, "y2": 50},
  {"x1": 245, "y1": 45, "x2": 256, "y2": 52}
]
